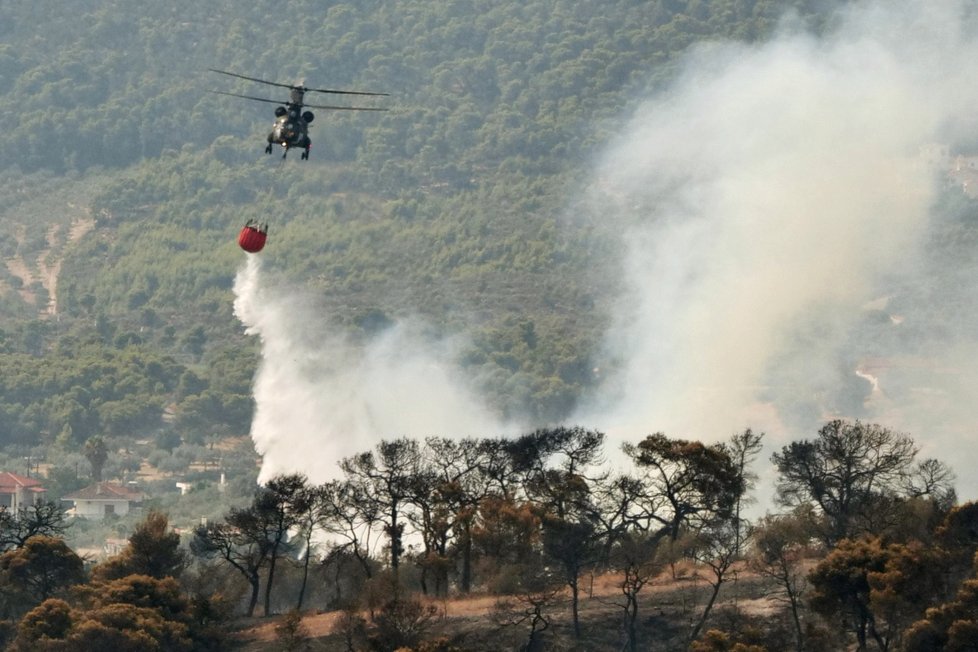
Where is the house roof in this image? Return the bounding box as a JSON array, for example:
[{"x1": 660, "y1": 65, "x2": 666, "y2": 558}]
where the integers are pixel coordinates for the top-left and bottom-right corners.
[
  {"x1": 63, "y1": 482, "x2": 142, "y2": 502},
  {"x1": 0, "y1": 472, "x2": 45, "y2": 493}
]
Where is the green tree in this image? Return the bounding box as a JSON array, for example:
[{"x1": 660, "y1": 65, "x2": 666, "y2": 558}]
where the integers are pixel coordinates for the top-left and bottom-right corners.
[
  {"x1": 728, "y1": 428, "x2": 764, "y2": 556},
  {"x1": 867, "y1": 541, "x2": 948, "y2": 651},
  {"x1": 541, "y1": 515, "x2": 597, "y2": 639},
  {"x1": 608, "y1": 531, "x2": 664, "y2": 652},
  {"x1": 689, "y1": 630, "x2": 767, "y2": 652},
  {"x1": 509, "y1": 427, "x2": 605, "y2": 638},
  {"x1": 292, "y1": 483, "x2": 323, "y2": 612},
  {"x1": 315, "y1": 479, "x2": 379, "y2": 582},
  {"x1": 809, "y1": 537, "x2": 892, "y2": 651},
  {"x1": 624, "y1": 432, "x2": 744, "y2": 541},
  {"x1": 15, "y1": 576, "x2": 203, "y2": 652},
  {"x1": 772, "y1": 420, "x2": 948, "y2": 545},
  {"x1": 275, "y1": 608, "x2": 311, "y2": 652},
  {"x1": 0, "y1": 501, "x2": 70, "y2": 551},
  {"x1": 0, "y1": 535, "x2": 85, "y2": 608},
  {"x1": 191, "y1": 515, "x2": 268, "y2": 618},
  {"x1": 750, "y1": 510, "x2": 819, "y2": 652},
  {"x1": 688, "y1": 523, "x2": 740, "y2": 645},
  {"x1": 492, "y1": 568, "x2": 562, "y2": 652},
  {"x1": 192, "y1": 476, "x2": 309, "y2": 618},
  {"x1": 406, "y1": 437, "x2": 494, "y2": 598},
  {"x1": 83, "y1": 435, "x2": 108, "y2": 483},
  {"x1": 934, "y1": 501, "x2": 978, "y2": 588},
  {"x1": 903, "y1": 564, "x2": 978, "y2": 651},
  {"x1": 471, "y1": 495, "x2": 542, "y2": 592},
  {"x1": 9, "y1": 598, "x2": 74, "y2": 652},
  {"x1": 341, "y1": 439, "x2": 421, "y2": 579},
  {"x1": 257, "y1": 474, "x2": 309, "y2": 617},
  {"x1": 91, "y1": 509, "x2": 187, "y2": 581}
]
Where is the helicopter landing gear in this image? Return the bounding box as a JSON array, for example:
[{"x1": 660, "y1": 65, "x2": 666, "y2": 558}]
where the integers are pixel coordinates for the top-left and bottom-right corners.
[{"x1": 265, "y1": 143, "x2": 273, "y2": 155}]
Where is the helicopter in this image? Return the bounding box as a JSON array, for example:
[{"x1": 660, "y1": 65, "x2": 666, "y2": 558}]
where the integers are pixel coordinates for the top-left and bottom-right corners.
[{"x1": 210, "y1": 68, "x2": 388, "y2": 160}]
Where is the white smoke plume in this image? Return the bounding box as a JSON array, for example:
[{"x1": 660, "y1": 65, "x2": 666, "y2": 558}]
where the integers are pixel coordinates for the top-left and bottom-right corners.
[
  {"x1": 578, "y1": 0, "x2": 978, "y2": 492},
  {"x1": 233, "y1": 0, "x2": 978, "y2": 498},
  {"x1": 233, "y1": 256, "x2": 508, "y2": 483}
]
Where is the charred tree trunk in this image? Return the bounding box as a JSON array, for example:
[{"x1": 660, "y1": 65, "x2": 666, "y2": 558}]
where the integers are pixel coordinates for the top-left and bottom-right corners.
[
  {"x1": 460, "y1": 521, "x2": 473, "y2": 593},
  {"x1": 689, "y1": 578, "x2": 724, "y2": 643},
  {"x1": 246, "y1": 571, "x2": 260, "y2": 618}
]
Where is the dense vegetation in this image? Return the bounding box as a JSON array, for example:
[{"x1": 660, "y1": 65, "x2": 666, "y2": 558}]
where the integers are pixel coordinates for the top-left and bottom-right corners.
[
  {"x1": 0, "y1": 0, "x2": 840, "y2": 174},
  {"x1": 0, "y1": 0, "x2": 844, "y2": 430}
]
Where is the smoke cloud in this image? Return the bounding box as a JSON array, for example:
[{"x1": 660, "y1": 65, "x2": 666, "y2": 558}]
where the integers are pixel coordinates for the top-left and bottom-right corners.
[
  {"x1": 233, "y1": 256, "x2": 509, "y2": 483},
  {"x1": 578, "y1": 0, "x2": 978, "y2": 494},
  {"x1": 234, "y1": 0, "x2": 978, "y2": 498}
]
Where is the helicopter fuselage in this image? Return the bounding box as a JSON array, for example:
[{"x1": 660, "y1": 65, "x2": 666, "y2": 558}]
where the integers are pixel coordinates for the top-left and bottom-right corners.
[
  {"x1": 266, "y1": 103, "x2": 312, "y2": 159},
  {"x1": 210, "y1": 68, "x2": 387, "y2": 162}
]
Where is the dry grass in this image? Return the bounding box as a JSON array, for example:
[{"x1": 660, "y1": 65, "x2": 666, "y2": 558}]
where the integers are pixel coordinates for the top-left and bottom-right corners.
[
  {"x1": 233, "y1": 563, "x2": 790, "y2": 651},
  {"x1": 237, "y1": 593, "x2": 506, "y2": 643}
]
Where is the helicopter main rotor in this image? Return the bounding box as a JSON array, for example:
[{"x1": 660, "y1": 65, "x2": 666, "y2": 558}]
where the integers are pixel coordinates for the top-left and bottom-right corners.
[
  {"x1": 211, "y1": 89, "x2": 388, "y2": 111},
  {"x1": 209, "y1": 68, "x2": 389, "y2": 97}
]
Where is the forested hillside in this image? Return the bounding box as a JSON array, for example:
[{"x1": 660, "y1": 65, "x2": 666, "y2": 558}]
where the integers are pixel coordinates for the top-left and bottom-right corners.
[{"x1": 0, "y1": 0, "x2": 841, "y2": 434}]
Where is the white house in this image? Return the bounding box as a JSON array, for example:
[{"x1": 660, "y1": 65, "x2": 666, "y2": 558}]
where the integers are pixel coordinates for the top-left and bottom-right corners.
[
  {"x1": 63, "y1": 482, "x2": 143, "y2": 519},
  {"x1": 0, "y1": 472, "x2": 46, "y2": 510}
]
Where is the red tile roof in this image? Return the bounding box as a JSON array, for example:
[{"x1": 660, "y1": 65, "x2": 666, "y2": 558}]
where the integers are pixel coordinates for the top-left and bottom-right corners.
[
  {"x1": 63, "y1": 482, "x2": 142, "y2": 501},
  {"x1": 0, "y1": 472, "x2": 44, "y2": 493}
]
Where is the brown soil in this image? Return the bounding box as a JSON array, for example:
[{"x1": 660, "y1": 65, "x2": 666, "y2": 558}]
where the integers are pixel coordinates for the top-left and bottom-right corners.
[
  {"x1": 42, "y1": 216, "x2": 95, "y2": 315},
  {"x1": 233, "y1": 564, "x2": 786, "y2": 651},
  {"x1": 4, "y1": 215, "x2": 95, "y2": 314}
]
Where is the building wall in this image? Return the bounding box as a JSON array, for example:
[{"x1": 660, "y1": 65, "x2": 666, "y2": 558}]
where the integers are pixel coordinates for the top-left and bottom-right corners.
[
  {"x1": 0, "y1": 488, "x2": 45, "y2": 511},
  {"x1": 72, "y1": 498, "x2": 132, "y2": 518}
]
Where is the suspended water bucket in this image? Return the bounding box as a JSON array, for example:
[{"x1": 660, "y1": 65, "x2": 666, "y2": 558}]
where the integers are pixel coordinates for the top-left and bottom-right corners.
[{"x1": 238, "y1": 221, "x2": 268, "y2": 253}]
